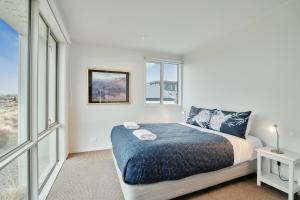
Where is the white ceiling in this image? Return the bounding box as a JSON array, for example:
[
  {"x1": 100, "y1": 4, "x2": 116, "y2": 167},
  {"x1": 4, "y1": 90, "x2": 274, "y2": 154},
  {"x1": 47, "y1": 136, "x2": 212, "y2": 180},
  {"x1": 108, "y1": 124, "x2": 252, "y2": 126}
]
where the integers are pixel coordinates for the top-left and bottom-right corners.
[{"x1": 55, "y1": 0, "x2": 288, "y2": 55}]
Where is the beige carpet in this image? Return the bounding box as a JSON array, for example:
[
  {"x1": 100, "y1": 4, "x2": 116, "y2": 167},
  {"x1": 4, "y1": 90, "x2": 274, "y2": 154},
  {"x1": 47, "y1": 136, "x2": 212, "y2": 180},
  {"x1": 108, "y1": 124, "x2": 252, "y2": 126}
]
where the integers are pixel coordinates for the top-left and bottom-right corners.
[{"x1": 47, "y1": 150, "x2": 294, "y2": 200}]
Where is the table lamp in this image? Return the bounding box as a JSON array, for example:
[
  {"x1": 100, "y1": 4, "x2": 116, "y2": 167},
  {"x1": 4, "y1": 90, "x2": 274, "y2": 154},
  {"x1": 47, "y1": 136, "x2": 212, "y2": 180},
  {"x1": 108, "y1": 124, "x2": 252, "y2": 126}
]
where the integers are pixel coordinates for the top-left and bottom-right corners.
[{"x1": 271, "y1": 124, "x2": 284, "y2": 154}]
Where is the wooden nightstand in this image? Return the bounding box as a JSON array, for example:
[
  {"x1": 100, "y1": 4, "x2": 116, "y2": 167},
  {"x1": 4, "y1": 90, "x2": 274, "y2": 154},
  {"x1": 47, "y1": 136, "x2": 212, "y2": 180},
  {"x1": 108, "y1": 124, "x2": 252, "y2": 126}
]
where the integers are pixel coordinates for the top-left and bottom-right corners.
[{"x1": 257, "y1": 147, "x2": 300, "y2": 200}]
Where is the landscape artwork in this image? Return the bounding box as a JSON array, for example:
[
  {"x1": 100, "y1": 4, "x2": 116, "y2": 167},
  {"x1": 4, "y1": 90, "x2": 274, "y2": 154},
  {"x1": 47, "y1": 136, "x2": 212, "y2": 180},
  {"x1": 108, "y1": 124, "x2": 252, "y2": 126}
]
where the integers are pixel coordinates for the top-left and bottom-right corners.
[{"x1": 88, "y1": 69, "x2": 129, "y2": 104}]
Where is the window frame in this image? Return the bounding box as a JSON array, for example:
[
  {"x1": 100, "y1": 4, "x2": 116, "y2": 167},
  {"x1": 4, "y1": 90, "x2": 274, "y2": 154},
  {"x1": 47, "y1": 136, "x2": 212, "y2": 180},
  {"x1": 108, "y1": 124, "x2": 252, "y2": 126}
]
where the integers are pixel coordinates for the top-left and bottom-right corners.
[
  {"x1": 37, "y1": 14, "x2": 59, "y2": 137},
  {"x1": 145, "y1": 59, "x2": 182, "y2": 105},
  {"x1": 37, "y1": 15, "x2": 49, "y2": 134},
  {"x1": 47, "y1": 32, "x2": 59, "y2": 128},
  {"x1": 0, "y1": 150, "x2": 30, "y2": 200},
  {"x1": 0, "y1": 0, "x2": 32, "y2": 161},
  {"x1": 38, "y1": 130, "x2": 59, "y2": 192},
  {"x1": 0, "y1": 1, "x2": 62, "y2": 200},
  {"x1": 36, "y1": 13, "x2": 60, "y2": 191}
]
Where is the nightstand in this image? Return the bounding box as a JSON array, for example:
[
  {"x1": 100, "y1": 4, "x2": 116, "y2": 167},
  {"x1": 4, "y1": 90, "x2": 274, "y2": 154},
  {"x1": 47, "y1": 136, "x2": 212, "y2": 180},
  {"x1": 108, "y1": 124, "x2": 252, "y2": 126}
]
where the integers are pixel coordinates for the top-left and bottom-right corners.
[{"x1": 257, "y1": 147, "x2": 300, "y2": 200}]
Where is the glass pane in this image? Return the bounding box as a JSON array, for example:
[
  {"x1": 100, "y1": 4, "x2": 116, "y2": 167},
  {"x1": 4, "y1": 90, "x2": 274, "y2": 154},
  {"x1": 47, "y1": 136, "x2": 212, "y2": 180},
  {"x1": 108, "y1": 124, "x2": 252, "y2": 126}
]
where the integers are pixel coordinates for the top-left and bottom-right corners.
[
  {"x1": 0, "y1": 152, "x2": 29, "y2": 200},
  {"x1": 38, "y1": 130, "x2": 57, "y2": 188},
  {"x1": 48, "y1": 34, "x2": 57, "y2": 125},
  {"x1": 163, "y1": 64, "x2": 178, "y2": 104},
  {"x1": 0, "y1": 0, "x2": 30, "y2": 157},
  {"x1": 37, "y1": 17, "x2": 48, "y2": 133},
  {"x1": 146, "y1": 63, "x2": 161, "y2": 103}
]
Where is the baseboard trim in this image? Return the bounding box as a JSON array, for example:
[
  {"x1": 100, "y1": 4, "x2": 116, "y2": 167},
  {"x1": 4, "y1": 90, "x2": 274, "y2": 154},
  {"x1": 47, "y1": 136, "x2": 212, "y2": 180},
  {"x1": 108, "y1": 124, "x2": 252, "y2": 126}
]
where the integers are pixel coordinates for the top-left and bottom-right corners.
[
  {"x1": 39, "y1": 159, "x2": 65, "y2": 200},
  {"x1": 70, "y1": 146, "x2": 112, "y2": 154}
]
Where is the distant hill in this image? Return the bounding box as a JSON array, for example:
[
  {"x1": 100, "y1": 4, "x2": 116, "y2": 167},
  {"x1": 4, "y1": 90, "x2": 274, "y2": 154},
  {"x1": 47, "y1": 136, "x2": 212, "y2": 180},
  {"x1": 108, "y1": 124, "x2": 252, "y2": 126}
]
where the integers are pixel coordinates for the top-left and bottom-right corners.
[{"x1": 92, "y1": 77, "x2": 126, "y2": 101}]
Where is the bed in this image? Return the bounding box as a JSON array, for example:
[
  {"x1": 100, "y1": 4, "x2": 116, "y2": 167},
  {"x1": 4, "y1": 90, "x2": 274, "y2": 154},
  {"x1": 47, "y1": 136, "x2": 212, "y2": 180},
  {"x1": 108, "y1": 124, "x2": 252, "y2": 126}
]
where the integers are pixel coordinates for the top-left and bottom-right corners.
[{"x1": 111, "y1": 123, "x2": 262, "y2": 200}]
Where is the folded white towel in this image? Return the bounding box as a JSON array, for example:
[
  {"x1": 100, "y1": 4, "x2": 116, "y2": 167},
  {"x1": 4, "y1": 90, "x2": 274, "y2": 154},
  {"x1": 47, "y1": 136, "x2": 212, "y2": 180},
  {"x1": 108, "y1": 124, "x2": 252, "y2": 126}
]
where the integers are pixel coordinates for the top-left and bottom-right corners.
[
  {"x1": 123, "y1": 122, "x2": 140, "y2": 129},
  {"x1": 133, "y1": 129, "x2": 157, "y2": 140}
]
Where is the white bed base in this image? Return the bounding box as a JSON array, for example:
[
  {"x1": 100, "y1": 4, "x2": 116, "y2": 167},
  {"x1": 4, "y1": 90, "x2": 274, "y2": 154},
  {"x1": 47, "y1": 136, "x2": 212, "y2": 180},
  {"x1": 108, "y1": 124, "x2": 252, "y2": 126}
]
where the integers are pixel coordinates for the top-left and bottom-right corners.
[{"x1": 113, "y1": 154, "x2": 256, "y2": 200}]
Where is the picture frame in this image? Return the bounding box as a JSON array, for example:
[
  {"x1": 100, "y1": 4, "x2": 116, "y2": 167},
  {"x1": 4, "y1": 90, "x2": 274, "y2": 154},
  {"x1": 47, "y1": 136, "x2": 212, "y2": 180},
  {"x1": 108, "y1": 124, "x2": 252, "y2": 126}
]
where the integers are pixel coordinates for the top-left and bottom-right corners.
[{"x1": 87, "y1": 69, "x2": 130, "y2": 104}]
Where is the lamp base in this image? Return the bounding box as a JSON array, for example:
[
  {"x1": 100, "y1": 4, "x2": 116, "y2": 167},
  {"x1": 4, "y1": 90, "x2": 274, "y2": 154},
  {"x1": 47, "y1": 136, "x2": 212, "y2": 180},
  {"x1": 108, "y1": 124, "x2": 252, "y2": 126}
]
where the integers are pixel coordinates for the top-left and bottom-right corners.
[{"x1": 271, "y1": 149, "x2": 284, "y2": 154}]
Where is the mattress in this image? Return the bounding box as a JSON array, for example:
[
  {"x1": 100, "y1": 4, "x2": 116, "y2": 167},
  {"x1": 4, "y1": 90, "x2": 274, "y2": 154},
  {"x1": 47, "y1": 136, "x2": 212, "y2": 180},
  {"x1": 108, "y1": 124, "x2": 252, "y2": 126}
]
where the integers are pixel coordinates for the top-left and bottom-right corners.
[
  {"x1": 113, "y1": 154, "x2": 257, "y2": 200},
  {"x1": 182, "y1": 123, "x2": 263, "y2": 165},
  {"x1": 111, "y1": 123, "x2": 262, "y2": 185}
]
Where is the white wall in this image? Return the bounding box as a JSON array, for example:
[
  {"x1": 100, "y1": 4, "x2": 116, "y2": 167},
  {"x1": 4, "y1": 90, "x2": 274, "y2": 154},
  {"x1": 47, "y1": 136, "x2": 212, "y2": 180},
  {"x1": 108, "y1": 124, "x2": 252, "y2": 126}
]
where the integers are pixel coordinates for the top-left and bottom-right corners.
[
  {"x1": 183, "y1": 0, "x2": 300, "y2": 177},
  {"x1": 69, "y1": 43, "x2": 183, "y2": 153}
]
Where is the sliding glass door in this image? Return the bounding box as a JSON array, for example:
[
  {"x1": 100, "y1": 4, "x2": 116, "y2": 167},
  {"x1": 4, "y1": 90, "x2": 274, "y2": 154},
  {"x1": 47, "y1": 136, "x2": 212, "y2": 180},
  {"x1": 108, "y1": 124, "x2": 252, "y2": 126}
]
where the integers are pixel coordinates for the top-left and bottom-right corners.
[{"x1": 0, "y1": 0, "x2": 62, "y2": 199}]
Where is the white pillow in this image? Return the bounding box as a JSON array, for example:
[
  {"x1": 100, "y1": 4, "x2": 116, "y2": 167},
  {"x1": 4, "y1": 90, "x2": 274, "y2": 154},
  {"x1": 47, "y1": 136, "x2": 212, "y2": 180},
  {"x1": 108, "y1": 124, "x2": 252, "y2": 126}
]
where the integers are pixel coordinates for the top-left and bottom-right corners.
[{"x1": 245, "y1": 113, "x2": 253, "y2": 137}]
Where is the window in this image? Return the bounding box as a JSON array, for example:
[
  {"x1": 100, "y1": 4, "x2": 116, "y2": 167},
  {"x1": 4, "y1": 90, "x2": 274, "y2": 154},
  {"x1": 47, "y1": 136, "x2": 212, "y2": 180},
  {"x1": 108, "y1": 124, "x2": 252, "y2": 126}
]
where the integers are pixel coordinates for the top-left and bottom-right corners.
[
  {"x1": 37, "y1": 15, "x2": 59, "y2": 190},
  {"x1": 38, "y1": 130, "x2": 58, "y2": 188},
  {"x1": 0, "y1": 153, "x2": 29, "y2": 200},
  {"x1": 48, "y1": 34, "x2": 58, "y2": 125},
  {"x1": 146, "y1": 60, "x2": 181, "y2": 104},
  {"x1": 146, "y1": 63, "x2": 161, "y2": 103},
  {"x1": 0, "y1": 1, "x2": 63, "y2": 199},
  {"x1": 163, "y1": 63, "x2": 179, "y2": 104},
  {"x1": 0, "y1": 1, "x2": 31, "y2": 199},
  {"x1": 0, "y1": 0, "x2": 30, "y2": 158},
  {"x1": 38, "y1": 17, "x2": 48, "y2": 133},
  {"x1": 38, "y1": 16, "x2": 58, "y2": 131}
]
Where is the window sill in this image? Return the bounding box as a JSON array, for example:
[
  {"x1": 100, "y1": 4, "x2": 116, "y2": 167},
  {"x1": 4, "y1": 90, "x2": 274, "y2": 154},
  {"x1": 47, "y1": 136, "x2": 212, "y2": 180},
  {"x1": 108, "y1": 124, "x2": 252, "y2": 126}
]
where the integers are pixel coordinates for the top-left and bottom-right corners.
[{"x1": 144, "y1": 102, "x2": 182, "y2": 107}]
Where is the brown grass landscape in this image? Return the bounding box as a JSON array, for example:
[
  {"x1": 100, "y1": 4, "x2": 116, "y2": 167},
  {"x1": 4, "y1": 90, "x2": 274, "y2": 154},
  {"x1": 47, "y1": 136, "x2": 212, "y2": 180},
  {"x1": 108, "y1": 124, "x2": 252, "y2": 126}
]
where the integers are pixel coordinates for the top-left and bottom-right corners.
[{"x1": 0, "y1": 98, "x2": 26, "y2": 200}]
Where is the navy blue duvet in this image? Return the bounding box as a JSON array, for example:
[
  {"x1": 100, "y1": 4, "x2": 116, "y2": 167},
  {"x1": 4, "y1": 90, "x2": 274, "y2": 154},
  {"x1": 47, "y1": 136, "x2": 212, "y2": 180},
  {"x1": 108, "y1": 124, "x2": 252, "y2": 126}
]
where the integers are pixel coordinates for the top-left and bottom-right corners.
[{"x1": 111, "y1": 123, "x2": 233, "y2": 185}]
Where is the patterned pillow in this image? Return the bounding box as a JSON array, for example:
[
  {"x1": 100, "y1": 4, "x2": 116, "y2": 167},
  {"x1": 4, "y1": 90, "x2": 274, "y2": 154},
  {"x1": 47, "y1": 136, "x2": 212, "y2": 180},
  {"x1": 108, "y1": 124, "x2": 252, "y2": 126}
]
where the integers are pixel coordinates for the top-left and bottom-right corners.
[
  {"x1": 209, "y1": 110, "x2": 252, "y2": 139},
  {"x1": 186, "y1": 106, "x2": 215, "y2": 129}
]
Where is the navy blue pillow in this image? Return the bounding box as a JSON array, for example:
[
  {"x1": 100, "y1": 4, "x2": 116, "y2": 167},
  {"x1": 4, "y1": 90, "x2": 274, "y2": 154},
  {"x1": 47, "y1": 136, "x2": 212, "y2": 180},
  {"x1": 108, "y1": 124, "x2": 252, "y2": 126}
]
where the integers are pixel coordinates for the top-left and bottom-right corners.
[
  {"x1": 209, "y1": 110, "x2": 251, "y2": 139},
  {"x1": 186, "y1": 106, "x2": 215, "y2": 129}
]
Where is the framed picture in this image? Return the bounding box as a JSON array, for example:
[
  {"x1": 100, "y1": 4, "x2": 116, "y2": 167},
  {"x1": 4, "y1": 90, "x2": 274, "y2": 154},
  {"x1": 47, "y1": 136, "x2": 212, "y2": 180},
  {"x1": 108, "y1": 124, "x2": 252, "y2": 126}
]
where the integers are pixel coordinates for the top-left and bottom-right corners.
[{"x1": 88, "y1": 69, "x2": 130, "y2": 104}]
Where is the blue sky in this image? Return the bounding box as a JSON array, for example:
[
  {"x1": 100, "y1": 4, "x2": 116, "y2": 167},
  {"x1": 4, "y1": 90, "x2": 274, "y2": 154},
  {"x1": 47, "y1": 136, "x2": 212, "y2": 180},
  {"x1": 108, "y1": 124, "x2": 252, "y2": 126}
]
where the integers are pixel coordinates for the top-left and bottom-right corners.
[
  {"x1": 147, "y1": 63, "x2": 178, "y2": 82},
  {"x1": 0, "y1": 18, "x2": 19, "y2": 95}
]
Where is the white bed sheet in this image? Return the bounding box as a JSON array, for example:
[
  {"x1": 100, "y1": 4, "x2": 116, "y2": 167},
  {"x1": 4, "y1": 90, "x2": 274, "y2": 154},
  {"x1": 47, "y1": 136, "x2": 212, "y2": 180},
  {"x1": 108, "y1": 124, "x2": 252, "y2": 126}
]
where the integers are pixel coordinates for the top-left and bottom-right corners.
[{"x1": 181, "y1": 123, "x2": 263, "y2": 165}]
